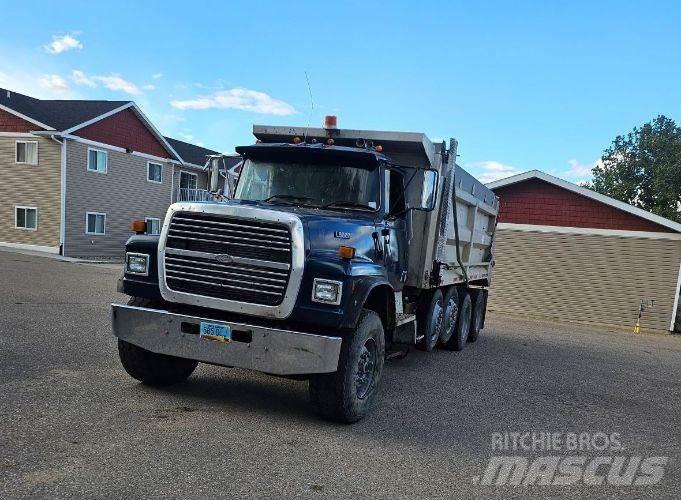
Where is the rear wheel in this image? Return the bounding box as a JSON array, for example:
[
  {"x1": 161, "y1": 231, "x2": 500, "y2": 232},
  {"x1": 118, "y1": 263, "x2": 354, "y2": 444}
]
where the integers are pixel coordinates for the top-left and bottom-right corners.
[
  {"x1": 468, "y1": 289, "x2": 486, "y2": 342},
  {"x1": 416, "y1": 289, "x2": 444, "y2": 352},
  {"x1": 439, "y1": 287, "x2": 459, "y2": 346},
  {"x1": 309, "y1": 309, "x2": 385, "y2": 423},
  {"x1": 442, "y1": 291, "x2": 471, "y2": 351}
]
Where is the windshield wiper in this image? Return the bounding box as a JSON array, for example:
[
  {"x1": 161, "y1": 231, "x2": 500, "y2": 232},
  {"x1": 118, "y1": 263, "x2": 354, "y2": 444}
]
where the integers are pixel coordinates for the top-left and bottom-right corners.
[
  {"x1": 320, "y1": 201, "x2": 375, "y2": 211},
  {"x1": 263, "y1": 194, "x2": 318, "y2": 206}
]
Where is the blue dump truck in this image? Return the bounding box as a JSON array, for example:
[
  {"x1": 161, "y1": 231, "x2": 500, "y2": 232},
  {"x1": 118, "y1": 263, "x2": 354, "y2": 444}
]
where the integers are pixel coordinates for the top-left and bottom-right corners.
[{"x1": 112, "y1": 118, "x2": 499, "y2": 422}]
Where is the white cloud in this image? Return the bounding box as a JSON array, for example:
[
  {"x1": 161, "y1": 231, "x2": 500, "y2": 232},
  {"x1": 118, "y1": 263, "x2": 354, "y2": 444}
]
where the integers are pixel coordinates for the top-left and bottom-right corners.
[
  {"x1": 45, "y1": 34, "x2": 83, "y2": 54},
  {"x1": 467, "y1": 160, "x2": 524, "y2": 183},
  {"x1": 170, "y1": 88, "x2": 296, "y2": 115},
  {"x1": 93, "y1": 74, "x2": 141, "y2": 95},
  {"x1": 71, "y1": 70, "x2": 141, "y2": 95},
  {"x1": 38, "y1": 74, "x2": 69, "y2": 92},
  {"x1": 143, "y1": 83, "x2": 156, "y2": 90},
  {"x1": 565, "y1": 159, "x2": 597, "y2": 178},
  {"x1": 71, "y1": 69, "x2": 96, "y2": 87},
  {"x1": 152, "y1": 73, "x2": 163, "y2": 80}
]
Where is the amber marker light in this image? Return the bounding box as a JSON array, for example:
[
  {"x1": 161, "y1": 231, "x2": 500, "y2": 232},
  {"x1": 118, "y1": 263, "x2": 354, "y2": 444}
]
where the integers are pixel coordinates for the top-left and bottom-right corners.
[
  {"x1": 375, "y1": 145, "x2": 383, "y2": 152},
  {"x1": 130, "y1": 220, "x2": 147, "y2": 234},
  {"x1": 292, "y1": 136, "x2": 302, "y2": 144},
  {"x1": 339, "y1": 245, "x2": 356, "y2": 259}
]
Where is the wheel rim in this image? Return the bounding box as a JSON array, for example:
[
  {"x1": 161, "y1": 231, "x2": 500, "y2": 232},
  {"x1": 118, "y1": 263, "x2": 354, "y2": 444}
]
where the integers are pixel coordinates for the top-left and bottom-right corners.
[
  {"x1": 430, "y1": 298, "x2": 444, "y2": 346},
  {"x1": 441, "y1": 296, "x2": 457, "y2": 342},
  {"x1": 356, "y1": 338, "x2": 377, "y2": 400}
]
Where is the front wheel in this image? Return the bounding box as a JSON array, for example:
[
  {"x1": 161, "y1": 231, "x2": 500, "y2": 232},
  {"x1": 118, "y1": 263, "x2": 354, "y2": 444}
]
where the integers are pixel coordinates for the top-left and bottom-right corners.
[
  {"x1": 118, "y1": 340, "x2": 198, "y2": 386},
  {"x1": 309, "y1": 309, "x2": 385, "y2": 423}
]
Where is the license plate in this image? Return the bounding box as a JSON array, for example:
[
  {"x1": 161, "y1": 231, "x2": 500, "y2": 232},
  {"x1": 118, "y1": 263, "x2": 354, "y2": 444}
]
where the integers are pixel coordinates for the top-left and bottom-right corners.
[{"x1": 199, "y1": 321, "x2": 231, "y2": 343}]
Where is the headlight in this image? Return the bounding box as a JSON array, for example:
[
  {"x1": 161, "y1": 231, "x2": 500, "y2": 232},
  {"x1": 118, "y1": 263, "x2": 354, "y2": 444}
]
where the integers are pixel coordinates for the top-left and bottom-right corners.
[
  {"x1": 312, "y1": 278, "x2": 343, "y2": 305},
  {"x1": 125, "y1": 252, "x2": 149, "y2": 276}
]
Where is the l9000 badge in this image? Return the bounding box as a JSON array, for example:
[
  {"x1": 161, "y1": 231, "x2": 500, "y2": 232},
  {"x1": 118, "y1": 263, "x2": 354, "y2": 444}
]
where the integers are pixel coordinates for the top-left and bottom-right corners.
[{"x1": 334, "y1": 231, "x2": 351, "y2": 239}]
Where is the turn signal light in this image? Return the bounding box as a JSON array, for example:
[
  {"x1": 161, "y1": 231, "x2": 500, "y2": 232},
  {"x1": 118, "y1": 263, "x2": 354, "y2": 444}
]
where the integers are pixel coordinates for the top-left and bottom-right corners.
[
  {"x1": 375, "y1": 145, "x2": 383, "y2": 152},
  {"x1": 338, "y1": 245, "x2": 355, "y2": 259},
  {"x1": 130, "y1": 220, "x2": 147, "y2": 234},
  {"x1": 292, "y1": 136, "x2": 302, "y2": 144}
]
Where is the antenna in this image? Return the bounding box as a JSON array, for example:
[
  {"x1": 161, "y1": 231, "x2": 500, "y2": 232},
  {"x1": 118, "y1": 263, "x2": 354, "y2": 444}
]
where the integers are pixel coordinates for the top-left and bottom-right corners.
[{"x1": 304, "y1": 71, "x2": 314, "y2": 142}]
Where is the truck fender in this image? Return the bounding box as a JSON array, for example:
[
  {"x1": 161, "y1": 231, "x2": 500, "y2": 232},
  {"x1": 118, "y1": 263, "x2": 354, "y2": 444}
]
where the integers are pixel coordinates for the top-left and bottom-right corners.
[{"x1": 340, "y1": 277, "x2": 395, "y2": 335}]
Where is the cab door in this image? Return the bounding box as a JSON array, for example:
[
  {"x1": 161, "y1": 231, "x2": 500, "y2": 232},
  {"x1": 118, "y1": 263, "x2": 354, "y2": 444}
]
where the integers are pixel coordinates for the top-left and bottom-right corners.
[{"x1": 380, "y1": 168, "x2": 409, "y2": 291}]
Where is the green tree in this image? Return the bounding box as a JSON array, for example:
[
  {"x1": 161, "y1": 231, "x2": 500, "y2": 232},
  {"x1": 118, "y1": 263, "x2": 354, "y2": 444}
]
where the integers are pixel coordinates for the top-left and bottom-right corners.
[{"x1": 590, "y1": 115, "x2": 681, "y2": 222}]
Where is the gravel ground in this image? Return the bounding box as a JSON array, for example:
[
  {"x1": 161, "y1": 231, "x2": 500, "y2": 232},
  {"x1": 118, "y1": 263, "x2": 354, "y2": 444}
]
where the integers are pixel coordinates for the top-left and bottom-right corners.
[{"x1": 1, "y1": 251, "x2": 680, "y2": 499}]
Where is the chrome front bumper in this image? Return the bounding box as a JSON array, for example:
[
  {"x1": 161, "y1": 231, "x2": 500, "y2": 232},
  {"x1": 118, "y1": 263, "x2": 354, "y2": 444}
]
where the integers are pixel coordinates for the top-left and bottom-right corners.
[{"x1": 111, "y1": 304, "x2": 342, "y2": 375}]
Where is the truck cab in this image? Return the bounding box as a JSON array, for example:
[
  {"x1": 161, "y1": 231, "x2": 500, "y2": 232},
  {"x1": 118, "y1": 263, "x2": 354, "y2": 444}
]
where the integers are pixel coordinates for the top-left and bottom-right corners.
[{"x1": 113, "y1": 119, "x2": 498, "y2": 422}]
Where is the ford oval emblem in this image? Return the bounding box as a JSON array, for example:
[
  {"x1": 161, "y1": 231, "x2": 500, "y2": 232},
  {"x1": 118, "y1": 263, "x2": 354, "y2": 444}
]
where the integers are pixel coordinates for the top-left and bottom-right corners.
[{"x1": 215, "y1": 254, "x2": 234, "y2": 264}]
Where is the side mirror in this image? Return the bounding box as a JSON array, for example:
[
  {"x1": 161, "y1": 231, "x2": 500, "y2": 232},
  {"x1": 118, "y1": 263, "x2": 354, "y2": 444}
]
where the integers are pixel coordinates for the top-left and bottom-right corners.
[{"x1": 405, "y1": 169, "x2": 438, "y2": 211}]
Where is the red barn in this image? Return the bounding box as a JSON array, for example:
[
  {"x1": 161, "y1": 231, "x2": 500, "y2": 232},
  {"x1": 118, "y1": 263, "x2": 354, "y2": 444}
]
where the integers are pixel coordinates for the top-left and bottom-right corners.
[{"x1": 487, "y1": 170, "x2": 681, "y2": 333}]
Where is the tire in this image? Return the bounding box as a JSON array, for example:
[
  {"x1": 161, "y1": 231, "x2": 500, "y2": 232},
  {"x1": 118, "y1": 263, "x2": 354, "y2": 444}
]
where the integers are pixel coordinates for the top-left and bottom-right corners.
[
  {"x1": 442, "y1": 291, "x2": 471, "y2": 351},
  {"x1": 118, "y1": 296, "x2": 198, "y2": 386},
  {"x1": 439, "y1": 287, "x2": 459, "y2": 346},
  {"x1": 309, "y1": 309, "x2": 385, "y2": 423},
  {"x1": 468, "y1": 289, "x2": 486, "y2": 343},
  {"x1": 416, "y1": 289, "x2": 444, "y2": 352},
  {"x1": 127, "y1": 296, "x2": 162, "y2": 308}
]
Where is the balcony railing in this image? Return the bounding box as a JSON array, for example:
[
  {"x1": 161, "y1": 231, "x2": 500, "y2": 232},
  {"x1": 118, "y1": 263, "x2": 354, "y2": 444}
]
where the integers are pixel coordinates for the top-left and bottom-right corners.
[{"x1": 177, "y1": 188, "x2": 213, "y2": 202}]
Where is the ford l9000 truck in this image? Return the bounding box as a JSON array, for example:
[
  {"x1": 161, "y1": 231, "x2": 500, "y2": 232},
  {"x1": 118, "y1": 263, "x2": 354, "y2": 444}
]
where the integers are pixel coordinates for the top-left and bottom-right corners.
[{"x1": 112, "y1": 117, "x2": 499, "y2": 422}]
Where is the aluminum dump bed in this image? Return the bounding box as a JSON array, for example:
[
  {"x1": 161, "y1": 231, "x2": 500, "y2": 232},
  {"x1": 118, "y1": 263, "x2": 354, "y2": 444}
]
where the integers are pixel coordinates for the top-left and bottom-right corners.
[{"x1": 253, "y1": 125, "x2": 498, "y2": 290}]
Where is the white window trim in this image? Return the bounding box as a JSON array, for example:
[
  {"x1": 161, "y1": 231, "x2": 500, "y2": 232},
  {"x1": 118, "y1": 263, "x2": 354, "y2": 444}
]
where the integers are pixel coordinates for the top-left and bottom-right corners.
[
  {"x1": 179, "y1": 170, "x2": 198, "y2": 188},
  {"x1": 87, "y1": 147, "x2": 108, "y2": 174},
  {"x1": 15, "y1": 206, "x2": 38, "y2": 231},
  {"x1": 85, "y1": 212, "x2": 107, "y2": 235},
  {"x1": 15, "y1": 140, "x2": 38, "y2": 166},
  {"x1": 147, "y1": 161, "x2": 163, "y2": 184},
  {"x1": 145, "y1": 217, "x2": 162, "y2": 234}
]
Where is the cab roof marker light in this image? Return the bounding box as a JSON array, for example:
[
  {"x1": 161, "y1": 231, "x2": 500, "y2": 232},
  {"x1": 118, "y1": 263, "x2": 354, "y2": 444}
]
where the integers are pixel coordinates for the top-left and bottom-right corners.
[{"x1": 323, "y1": 115, "x2": 338, "y2": 130}]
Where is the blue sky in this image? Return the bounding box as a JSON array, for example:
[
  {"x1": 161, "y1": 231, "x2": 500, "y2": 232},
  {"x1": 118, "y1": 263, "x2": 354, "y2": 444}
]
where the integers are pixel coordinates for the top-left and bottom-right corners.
[{"x1": 1, "y1": 0, "x2": 680, "y2": 183}]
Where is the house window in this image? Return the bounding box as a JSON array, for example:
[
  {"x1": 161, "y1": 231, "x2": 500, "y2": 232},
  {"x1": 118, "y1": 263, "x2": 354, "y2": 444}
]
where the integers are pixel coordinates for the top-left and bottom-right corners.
[
  {"x1": 147, "y1": 162, "x2": 163, "y2": 183},
  {"x1": 16, "y1": 141, "x2": 38, "y2": 165},
  {"x1": 87, "y1": 148, "x2": 107, "y2": 173},
  {"x1": 15, "y1": 206, "x2": 38, "y2": 230},
  {"x1": 145, "y1": 217, "x2": 161, "y2": 235},
  {"x1": 86, "y1": 212, "x2": 106, "y2": 234},
  {"x1": 179, "y1": 171, "x2": 198, "y2": 190}
]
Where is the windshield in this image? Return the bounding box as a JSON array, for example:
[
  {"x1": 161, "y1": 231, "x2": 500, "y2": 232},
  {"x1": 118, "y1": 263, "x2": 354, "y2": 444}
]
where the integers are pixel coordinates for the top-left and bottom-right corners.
[{"x1": 234, "y1": 158, "x2": 380, "y2": 210}]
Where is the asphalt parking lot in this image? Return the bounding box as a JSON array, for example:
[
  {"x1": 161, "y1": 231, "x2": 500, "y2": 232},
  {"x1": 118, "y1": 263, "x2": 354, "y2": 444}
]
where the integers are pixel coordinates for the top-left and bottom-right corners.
[{"x1": 1, "y1": 250, "x2": 680, "y2": 499}]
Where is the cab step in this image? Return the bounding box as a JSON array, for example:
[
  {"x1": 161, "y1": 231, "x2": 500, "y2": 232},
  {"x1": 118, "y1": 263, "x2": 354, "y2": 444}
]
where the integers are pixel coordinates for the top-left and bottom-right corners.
[{"x1": 396, "y1": 313, "x2": 416, "y2": 326}]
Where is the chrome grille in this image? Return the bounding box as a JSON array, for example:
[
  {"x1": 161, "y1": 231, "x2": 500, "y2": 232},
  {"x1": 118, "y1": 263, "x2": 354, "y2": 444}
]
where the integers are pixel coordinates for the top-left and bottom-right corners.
[
  {"x1": 166, "y1": 212, "x2": 291, "y2": 263},
  {"x1": 164, "y1": 212, "x2": 292, "y2": 306}
]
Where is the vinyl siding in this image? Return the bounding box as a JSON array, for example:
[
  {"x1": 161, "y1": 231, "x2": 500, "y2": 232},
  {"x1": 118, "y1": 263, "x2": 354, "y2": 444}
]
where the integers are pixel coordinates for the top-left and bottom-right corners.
[
  {"x1": 488, "y1": 228, "x2": 681, "y2": 332},
  {"x1": 0, "y1": 135, "x2": 61, "y2": 248},
  {"x1": 64, "y1": 140, "x2": 174, "y2": 258}
]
